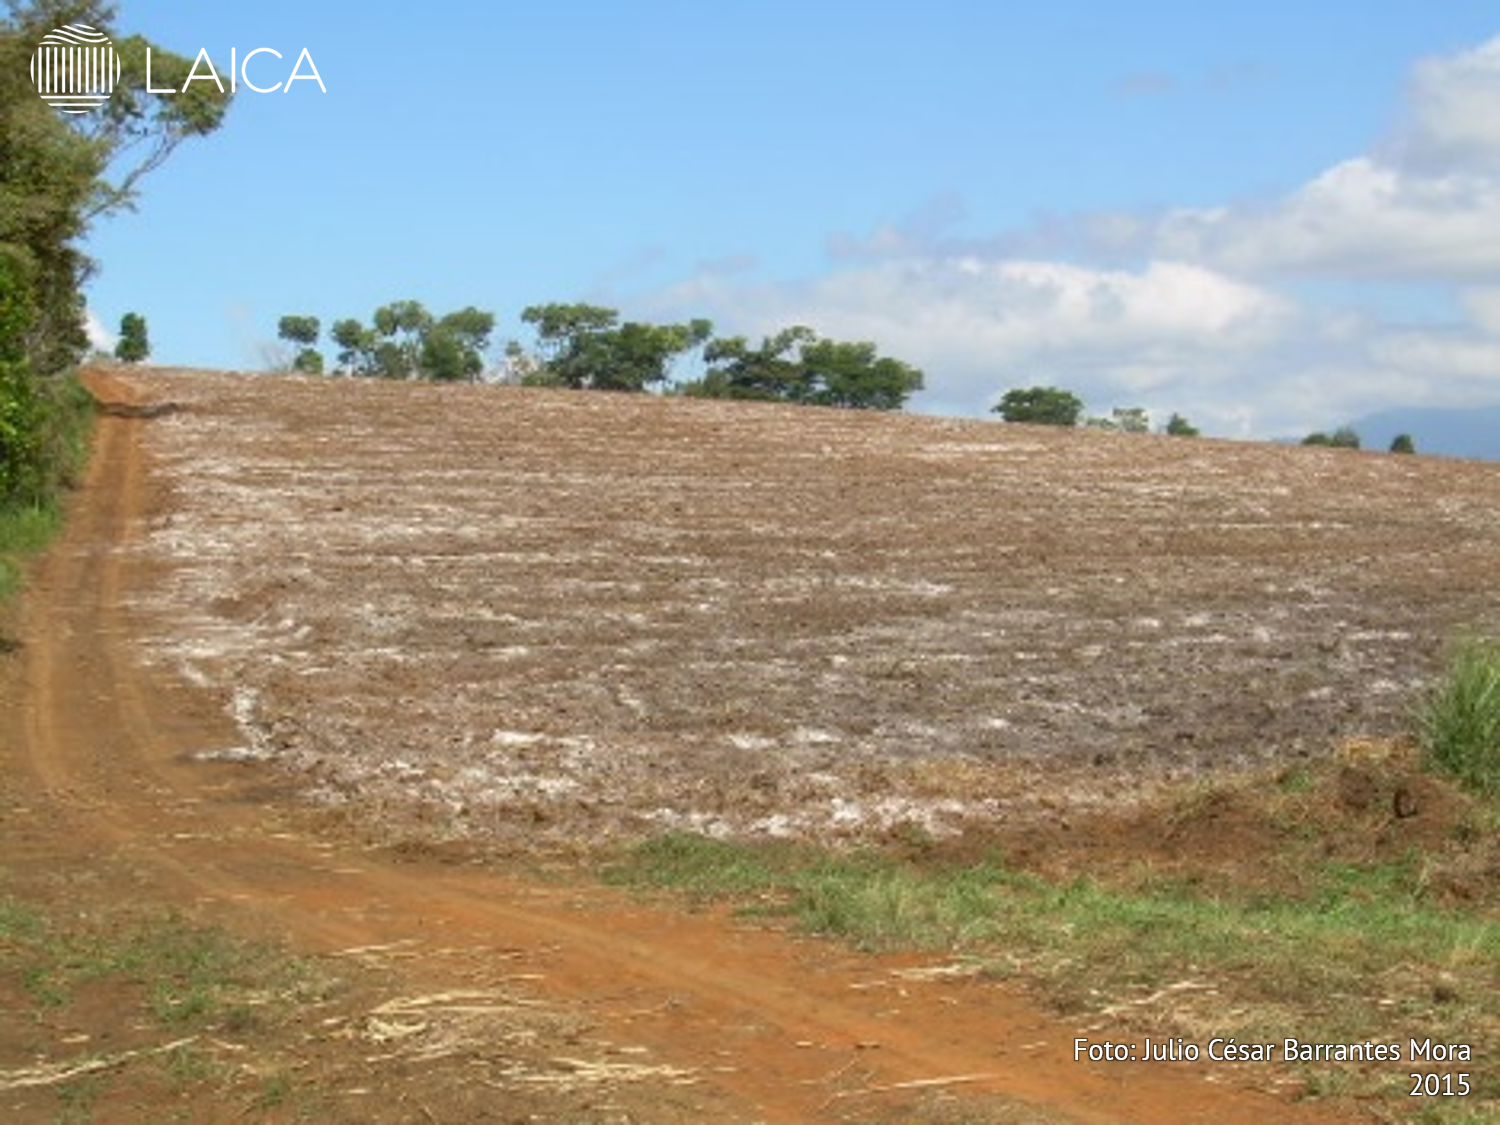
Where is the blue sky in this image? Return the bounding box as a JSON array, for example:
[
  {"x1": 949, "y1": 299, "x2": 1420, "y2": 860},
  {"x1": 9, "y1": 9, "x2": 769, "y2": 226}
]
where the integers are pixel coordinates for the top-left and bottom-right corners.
[{"x1": 75, "y1": 2, "x2": 1500, "y2": 437}]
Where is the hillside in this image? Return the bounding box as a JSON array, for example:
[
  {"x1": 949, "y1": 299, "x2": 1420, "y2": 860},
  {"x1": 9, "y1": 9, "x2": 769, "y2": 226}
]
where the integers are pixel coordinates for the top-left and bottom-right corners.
[{"x1": 109, "y1": 367, "x2": 1500, "y2": 851}]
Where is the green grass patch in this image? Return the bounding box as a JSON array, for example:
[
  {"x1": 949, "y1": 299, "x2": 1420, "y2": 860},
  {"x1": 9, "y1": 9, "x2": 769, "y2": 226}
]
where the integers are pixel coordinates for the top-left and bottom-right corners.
[
  {"x1": 612, "y1": 832, "x2": 1006, "y2": 949},
  {"x1": 0, "y1": 502, "x2": 62, "y2": 603},
  {"x1": 1419, "y1": 636, "x2": 1500, "y2": 798},
  {"x1": 610, "y1": 831, "x2": 1500, "y2": 1106},
  {"x1": 0, "y1": 896, "x2": 330, "y2": 1035},
  {"x1": 0, "y1": 370, "x2": 93, "y2": 609}
]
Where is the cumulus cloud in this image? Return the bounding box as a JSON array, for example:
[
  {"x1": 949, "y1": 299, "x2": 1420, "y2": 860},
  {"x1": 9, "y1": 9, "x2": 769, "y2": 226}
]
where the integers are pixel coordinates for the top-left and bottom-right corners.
[
  {"x1": 1148, "y1": 36, "x2": 1500, "y2": 281},
  {"x1": 84, "y1": 308, "x2": 115, "y2": 354},
  {"x1": 1393, "y1": 36, "x2": 1500, "y2": 174},
  {"x1": 657, "y1": 256, "x2": 1295, "y2": 427},
  {"x1": 1153, "y1": 157, "x2": 1500, "y2": 281},
  {"x1": 649, "y1": 33, "x2": 1500, "y2": 437}
]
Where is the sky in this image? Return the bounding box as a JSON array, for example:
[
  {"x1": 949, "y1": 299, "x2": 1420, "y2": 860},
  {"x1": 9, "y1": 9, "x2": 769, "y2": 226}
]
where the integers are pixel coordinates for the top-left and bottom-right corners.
[{"x1": 70, "y1": 1, "x2": 1500, "y2": 439}]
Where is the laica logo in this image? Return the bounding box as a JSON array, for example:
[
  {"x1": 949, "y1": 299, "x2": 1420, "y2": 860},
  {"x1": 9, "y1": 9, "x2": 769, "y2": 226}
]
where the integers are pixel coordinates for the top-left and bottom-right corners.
[
  {"x1": 29, "y1": 24, "x2": 326, "y2": 115},
  {"x1": 30, "y1": 23, "x2": 120, "y2": 115}
]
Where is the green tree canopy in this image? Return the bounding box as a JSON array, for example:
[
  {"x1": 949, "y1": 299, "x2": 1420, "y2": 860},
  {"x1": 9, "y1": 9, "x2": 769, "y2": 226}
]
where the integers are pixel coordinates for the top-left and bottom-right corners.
[
  {"x1": 520, "y1": 303, "x2": 711, "y2": 392},
  {"x1": 1085, "y1": 406, "x2": 1150, "y2": 433},
  {"x1": 1164, "y1": 412, "x2": 1200, "y2": 437},
  {"x1": 1389, "y1": 433, "x2": 1416, "y2": 455},
  {"x1": 686, "y1": 327, "x2": 923, "y2": 410},
  {"x1": 693, "y1": 327, "x2": 818, "y2": 402},
  {"x1": 277, "y1": 315, "x2": 320, "y2": 347},
  {"x1": 114, "y1": 310, "x2": 148, "y2": 362},
  {"x1": 277, "y1": 315, "x2": 323, "y2": 373},
  {"x1": 421, "y1": 306, "x2": 495, "y2": 382},
  {"x1": 1305, "y1": 426, "x2": 1360, "y2": 449},
  {"x1": 324, "y1": 302, "x2": 493, "y2": 381},
  {"x1": 330, "y1": 317, "x2": 375, "y2": 375},
  {"x1": 993, "y1": 386, "x2": 1083, "y2": 426}
]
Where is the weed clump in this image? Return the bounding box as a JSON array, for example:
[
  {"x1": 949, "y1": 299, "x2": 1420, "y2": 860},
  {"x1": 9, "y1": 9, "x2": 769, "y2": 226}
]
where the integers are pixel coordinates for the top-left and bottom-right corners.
[{"x1": 1418, "y1": 637, "x2": 1500, "y2": 798}]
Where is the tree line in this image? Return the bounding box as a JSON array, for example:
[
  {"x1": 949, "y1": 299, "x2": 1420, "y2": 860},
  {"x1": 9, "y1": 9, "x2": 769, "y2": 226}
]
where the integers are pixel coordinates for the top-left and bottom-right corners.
[
  {"x1": 992, "y1": 386, "x2": 1201, "y2": 437},
  {"x1": 1, "y1": 1, "x2": 230, "y2": 510},
  {"x1": 993, "y1": 385, "x2": 1419, "y2": 452},
  {"x1": 275, "y1": 301, "x2": 926, "y2": 411}
]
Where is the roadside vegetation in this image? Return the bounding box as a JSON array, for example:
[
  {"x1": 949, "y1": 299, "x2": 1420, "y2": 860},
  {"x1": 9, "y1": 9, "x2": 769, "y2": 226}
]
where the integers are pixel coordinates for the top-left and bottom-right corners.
[
  {"x1": 0, "y1": 373, "x2": 92, "y2": 606},
  {"x1": 1419, "y1": 637, "x2": 1500, "y2": 799},
  {"x1": 610, "y1": 691, "x2": 1500, "y2": 1118},
  {"x1": 1, "y1": 2, "x2": 231, "y2": 609}
]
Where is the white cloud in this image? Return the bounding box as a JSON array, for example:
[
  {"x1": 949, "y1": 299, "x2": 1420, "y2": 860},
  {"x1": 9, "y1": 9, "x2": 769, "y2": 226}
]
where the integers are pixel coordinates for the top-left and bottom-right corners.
[
  {"x1": 1154, "y1": 157, "x2": 1500, "y2": 280},
  {"x1": 84, "y1": 308, "x2": 115, "y2": 353},
  {"x1": 647, "y1": 33, "x2": 1500, "y2": 438},
  {"x1": 659, "y1": 257, "x2": 1294, "y2": 424},
  {"x1": 1459, "y1": 285, "x2": 1500, "y2": 333},
  {"x1": 1394, "y1": 36, "x2": 1500, "y2": 174},
  {"x1": 1150, "y1": 35, "x2": 1500, "y2": 281}
]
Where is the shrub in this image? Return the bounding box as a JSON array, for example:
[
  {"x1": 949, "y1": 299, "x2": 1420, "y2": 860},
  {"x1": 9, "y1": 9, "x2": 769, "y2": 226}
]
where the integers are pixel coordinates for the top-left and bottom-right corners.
[
  {"x1": 1417, "y1": 637, "x2": 1500, "y2": 797},
  {"x1": 993, "y1": 386, "x2": 1083, "y2": 426}
]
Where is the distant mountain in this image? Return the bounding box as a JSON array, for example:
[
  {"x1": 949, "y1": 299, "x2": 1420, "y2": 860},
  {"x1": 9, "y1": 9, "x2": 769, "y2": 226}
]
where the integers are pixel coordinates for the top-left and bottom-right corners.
[{"x1": 1347, "y1": 405, "x2": 1500, "y2": 461}]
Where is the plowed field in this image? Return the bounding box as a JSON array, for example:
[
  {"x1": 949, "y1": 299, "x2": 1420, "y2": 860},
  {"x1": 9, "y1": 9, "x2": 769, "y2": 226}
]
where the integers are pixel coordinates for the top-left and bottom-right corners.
[{"x1": 5, "y1": 364, "x2": 1497, "y2": 1121}]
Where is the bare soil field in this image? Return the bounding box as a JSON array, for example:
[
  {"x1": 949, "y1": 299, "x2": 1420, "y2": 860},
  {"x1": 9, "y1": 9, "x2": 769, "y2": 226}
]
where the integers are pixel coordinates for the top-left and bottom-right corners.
[
  {"x1": 3, "y1": 364, "x2": 1497, "y2": 1122},
  {"x1": 122, "y1": 367, "x2": 1500, "y2": 848}
]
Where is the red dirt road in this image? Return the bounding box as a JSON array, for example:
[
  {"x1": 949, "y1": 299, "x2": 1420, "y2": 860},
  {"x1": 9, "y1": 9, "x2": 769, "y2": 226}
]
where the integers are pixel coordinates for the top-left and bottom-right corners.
[{"x1": 0, "y1": 370, "x2": 1374, "y2": 1122}]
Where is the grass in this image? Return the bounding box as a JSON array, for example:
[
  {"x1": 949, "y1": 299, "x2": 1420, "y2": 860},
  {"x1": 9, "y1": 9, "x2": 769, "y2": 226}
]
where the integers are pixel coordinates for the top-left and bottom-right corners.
[
  {"x1": 0, "y1": 370, "x2": 94, "y2": 610},
  {"x1": 1, "y1": 898, "x2": 329, "y2": 1035},
  {"x1": 608, "y1": 827, "x2": 1500, "y2": 1114},
  {"x1": 1419, "y1": 636, "x2": 1500, "y2": 797},
  {"x1": 0, "y1": 502, "x2": 62, "y2": 604},
  {"x1": 0, "y1": 891, "x2": 340, "y2": 1119}
]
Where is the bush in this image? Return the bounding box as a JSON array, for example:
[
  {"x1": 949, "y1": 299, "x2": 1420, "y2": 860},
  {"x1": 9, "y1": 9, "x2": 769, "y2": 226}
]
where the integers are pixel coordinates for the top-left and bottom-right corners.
[
  {"x1": 993, "y1": 386, "x2": 1083, "y2": 426},
  {"x1": 1417, "y1": 637, "x2": 1500, "y2": 797},
  {"x1": 0, "y1": 368, "x2": 93, "y2": 509},
  {"x1": 0, "y1": 365, "x2": 46, "y2": 505}
]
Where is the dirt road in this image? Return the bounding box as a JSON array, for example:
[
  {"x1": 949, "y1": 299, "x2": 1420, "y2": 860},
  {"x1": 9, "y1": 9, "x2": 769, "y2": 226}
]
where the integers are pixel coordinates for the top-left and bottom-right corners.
[{"x1": 0, "y1": 370, "x2": 1373, "y2": 1121}]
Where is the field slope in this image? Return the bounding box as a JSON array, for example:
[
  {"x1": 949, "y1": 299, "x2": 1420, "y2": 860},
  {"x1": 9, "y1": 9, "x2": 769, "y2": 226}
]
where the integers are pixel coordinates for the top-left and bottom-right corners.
[{"x1": 118, "y1": 367, "x2": 1500, "y2": 847}]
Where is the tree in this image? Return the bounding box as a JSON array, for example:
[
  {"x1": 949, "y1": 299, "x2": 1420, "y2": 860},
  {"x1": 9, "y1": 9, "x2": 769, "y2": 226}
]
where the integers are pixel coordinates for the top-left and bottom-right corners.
[
  {"x1": 1, "y1": 2, "x2": 232, "y2": 376},
  {"x1": 421, "y1": 306, "x2": 495, "y2": 382},
  {"x1": 685, "y1": 327, "x2": 923, "y2": 410},
  {"x1": 330, "y1": 318, "x2": 375, "y2": 375},
  {"x1": 325, "y1": 303, "x2": 493, "y2": 381},
  {"x1": 368, "y1": 299, "x2": 433, "y2": 379},
  {"x1": 1303, "y1": 426, "x2": 1361, "y2": 450},
  {"x1": 1085, "y1": 406, "x2": 1150, "y2": 433},
  {"x1": 277, "y1": 315, "x2": 323, "y2": 375},
  {"x1": 1164, "y1": 412, "x2": 1200, "y2": 437},
  {"x1": 794, "y1": 337, "x2": 923, "y2": 410},
  {"x1": 1390, "y1": 433, "x2": 1417, "y2": 455},
  {"x1": 520, "y1": 303, "x2": 711, "y2": 392},
  {"x1": 993, "y1": 386, "x2": 1083, "y2": 426},
  {"x1": 1, "y1": 3, "x2": 231, "y2": 509},
  {"x1": 691, "y1": 327, "x2": 818, "y2": 401},
  {"x1": 1330, "y1": 426, "x2": 1361, "y2": 449},
  {"x1": 114, "y1": 311, "x2": 148, "y2": 362}
]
